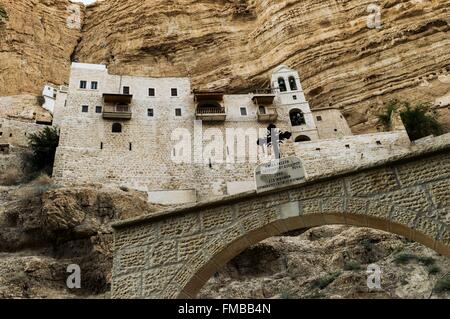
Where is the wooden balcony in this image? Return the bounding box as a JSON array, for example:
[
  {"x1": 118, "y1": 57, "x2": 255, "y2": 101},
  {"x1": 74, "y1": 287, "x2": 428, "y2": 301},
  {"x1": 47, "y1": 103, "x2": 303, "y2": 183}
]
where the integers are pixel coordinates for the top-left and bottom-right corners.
[
  {"x1": 103, "y1": 93, "x2": 133, "y2": 104},
  {"x1": 196, "y1": 106, "x2": 227, "y2": 121},
  {"x1": 252, "y1": 90, "x2": 276, "y2": 105},
  {"x1": 103, "y1": 105, "x2": 132, "y2": 120},
  {"x1": 257, "y1": 107, "x2": 278, "y2": 122},
  {"x1": 194, "y1": 90, "x2": 224, "y2": 102}
]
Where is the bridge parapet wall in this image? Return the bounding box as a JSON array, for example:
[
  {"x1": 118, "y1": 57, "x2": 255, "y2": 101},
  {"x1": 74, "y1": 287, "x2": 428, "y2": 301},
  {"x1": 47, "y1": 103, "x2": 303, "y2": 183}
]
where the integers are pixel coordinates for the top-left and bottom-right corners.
[{"x1": 111, "y1": 141, "x2": 450, "y2": 299}]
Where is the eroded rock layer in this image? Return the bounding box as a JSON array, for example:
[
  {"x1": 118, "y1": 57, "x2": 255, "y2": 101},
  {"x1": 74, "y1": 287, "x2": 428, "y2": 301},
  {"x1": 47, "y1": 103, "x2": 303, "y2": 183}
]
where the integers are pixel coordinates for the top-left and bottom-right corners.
[{"x1": 0, "y1": 0, "x2": 83, "y2": 96}]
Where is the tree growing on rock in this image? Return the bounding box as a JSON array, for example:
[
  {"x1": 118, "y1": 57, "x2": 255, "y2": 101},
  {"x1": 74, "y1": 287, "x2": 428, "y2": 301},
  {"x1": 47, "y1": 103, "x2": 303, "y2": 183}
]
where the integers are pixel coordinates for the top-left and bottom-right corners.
[
  {"x1": 0, "y1": 5, "x2": 8, "y2": 22},
  {"x1": 377, "y1": 99, "x2": 443, "y2": 141},
  {"x1": 26, "y1": 126, "x2": 60, "y2": 175}
]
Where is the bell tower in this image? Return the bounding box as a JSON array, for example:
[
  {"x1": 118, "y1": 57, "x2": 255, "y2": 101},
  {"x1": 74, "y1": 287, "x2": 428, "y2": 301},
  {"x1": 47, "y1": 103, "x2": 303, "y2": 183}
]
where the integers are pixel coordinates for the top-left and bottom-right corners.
[{"x1": 271, "y1": 65, "x2": 319, "y2": 142}]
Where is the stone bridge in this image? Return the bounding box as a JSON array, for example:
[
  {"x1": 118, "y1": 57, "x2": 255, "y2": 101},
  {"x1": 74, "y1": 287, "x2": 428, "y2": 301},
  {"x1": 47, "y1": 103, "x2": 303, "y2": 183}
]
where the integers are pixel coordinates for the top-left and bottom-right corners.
[{"x1": 111, "y1": 144, "x2": 450, "y2": 299}]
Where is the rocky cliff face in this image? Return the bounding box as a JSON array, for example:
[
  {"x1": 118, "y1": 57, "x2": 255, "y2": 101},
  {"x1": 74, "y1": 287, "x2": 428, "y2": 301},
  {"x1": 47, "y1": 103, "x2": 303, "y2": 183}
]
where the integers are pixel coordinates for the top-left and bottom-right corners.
[
  {"x1": 0, "y1": 0, "x2": 83, "y2": 96},
  {"x1": 0, "y1": 180, "x2": 165, "y2": 298},
  {"x1": 1, "y1": 0, "x2": 449, "y2": 131}
]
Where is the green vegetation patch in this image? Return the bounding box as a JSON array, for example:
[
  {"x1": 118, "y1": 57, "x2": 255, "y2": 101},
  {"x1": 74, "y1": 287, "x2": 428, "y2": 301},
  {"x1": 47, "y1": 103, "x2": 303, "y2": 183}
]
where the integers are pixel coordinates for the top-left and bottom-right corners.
[
  {"x1": 0, "y1": 5, "x2": 8, "y2": 21},
  {"x1": 377, "y1": 99, "x2": 443, "y2": 141},
  {"x1": 310, "y1": 271, "x2": 341, "y2": 290},
  {"x1": 26, "y1": 126, "x2": 60, "y2": 175},
  {"x1": 434, "y1": 275, "x2": 450, "y2": 293},
  {"x1": 394, "y1": 252, "x2": 440, "y2": 275},
  {"x1": 394, "y1": 252, "x2": 418, "y2": 265},
  {"x1": 343, "y1": 260, "x2": 361, "y2": 271}
]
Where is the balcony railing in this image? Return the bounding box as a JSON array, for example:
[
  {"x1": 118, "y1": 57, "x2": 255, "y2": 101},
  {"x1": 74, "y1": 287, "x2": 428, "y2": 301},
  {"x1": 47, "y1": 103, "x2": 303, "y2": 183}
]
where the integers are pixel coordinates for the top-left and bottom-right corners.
[
  {"x1": 257, "y1": 107, "x2": 278, "y2": 122},
  {"x1": 252, "y1": 91, "x2": 276, "y2": 105},
  {"x1": 103, "y1": 104, "x2": 132, "y2": 120},
  {"x1": 196, "y1": 106, "x2": 226, "y2": 121}
]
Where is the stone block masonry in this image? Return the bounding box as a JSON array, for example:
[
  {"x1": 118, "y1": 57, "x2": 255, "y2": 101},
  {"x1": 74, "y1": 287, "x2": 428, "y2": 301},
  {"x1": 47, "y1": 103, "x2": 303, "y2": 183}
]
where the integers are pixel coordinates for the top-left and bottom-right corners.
[{"x1": 111, "y1": 142, "x2": 450, "y2": 299}]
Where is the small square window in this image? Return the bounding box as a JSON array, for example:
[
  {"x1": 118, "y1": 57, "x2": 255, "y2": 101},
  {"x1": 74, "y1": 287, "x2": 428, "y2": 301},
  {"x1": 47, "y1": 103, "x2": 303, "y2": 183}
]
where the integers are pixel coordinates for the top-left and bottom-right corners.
[
  {"x1": 123, "y1": 86, "x2": 130, "y2": 95},
  {"x1": 376, "y1": 141, "x2": 382, "y2": 145},
  {"x1": 95, "y1": 106, "x2": 102, "y2": 113},
  {"x1": 91, "y1": 81, "x2": 98, "y2": 90},
  {"x1": 316, "y1": 116, "x2": 322, "y2": 121},
  {"x1": 148, "y1": 108, "x2": 154, "y2": 117},
  {"x1": 293, "y1": 95, "x2": 297, "y2": 100},
  {"x1": 175, "y1": 108, "x2": 182, "y2": 116},
  {"x1": 80, "y1": 81, "x2": 87, "y2": 89},
  {"x1": 82, "y1": 105, "x2": 89, "y2": 113},
  {"x1": 149, "y1": 88, "x2": 155, "y2": 96},
  {"x1": 240, "y1": 107, "x2": 247, "y2": 116},
  {"x1": 171, "y1": 88, "x2": 178, "y2": 97},
  {"x1": 345, "y1": 144, "x2": 350, "y2": 149}
]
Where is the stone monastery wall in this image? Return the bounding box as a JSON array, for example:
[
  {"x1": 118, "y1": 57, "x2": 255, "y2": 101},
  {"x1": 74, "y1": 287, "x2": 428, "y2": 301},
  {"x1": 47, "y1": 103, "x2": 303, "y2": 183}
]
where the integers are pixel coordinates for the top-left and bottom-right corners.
[{"x1": 52, "y1": 63, "x2": 413, "y2": 203}]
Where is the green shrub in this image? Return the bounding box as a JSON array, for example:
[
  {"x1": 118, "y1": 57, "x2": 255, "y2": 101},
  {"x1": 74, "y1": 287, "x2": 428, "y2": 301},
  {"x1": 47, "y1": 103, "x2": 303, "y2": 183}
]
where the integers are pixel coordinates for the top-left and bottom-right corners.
[
  {"x1": 377, "y1": 102, "x2": 397, "y2": 129},
  {"x1": 417, "y1": 256, "x2": 436, "y2": 267},
  {"x1": 393, "y1": 252, "x2": 417, "y2": 265},
  {"x1": 0, "y1": 5, "x2": 8, "y2": 21},
  {"x1": 310, "y1": 271, "x2": 341, "y2": 290},
  {"x1": 427, "y1": 265, "x2": 441, "y2": 275},
  {"x1": 434, "y1": 275, "x2": 450, "y2": 293},
  {"x1": 343, "y1": 260, "x2": 361, "y2": 271},
  {"x1": 378, "y1": 100, "x2": 443, "y2": 140},
  {"x1": 394, "y1": 253, "x2": 439, "y2": 273},
  {"x1": 360, "y1": 238, "x2": 375, "y2": 251},
  {"x1": 26, "y1": 126, "x2": 60, "y2": 175}
]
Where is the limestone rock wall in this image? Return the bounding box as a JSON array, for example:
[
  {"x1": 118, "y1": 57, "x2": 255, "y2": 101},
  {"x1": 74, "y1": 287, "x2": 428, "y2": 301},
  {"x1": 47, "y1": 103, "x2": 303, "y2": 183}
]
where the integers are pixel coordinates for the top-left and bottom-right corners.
[
  {"x1": 74, "y1": 0, "x2": 450, "y2": 132},
  {"x1": 0, "y1": 0, "x2": 83, "y2": 96}
]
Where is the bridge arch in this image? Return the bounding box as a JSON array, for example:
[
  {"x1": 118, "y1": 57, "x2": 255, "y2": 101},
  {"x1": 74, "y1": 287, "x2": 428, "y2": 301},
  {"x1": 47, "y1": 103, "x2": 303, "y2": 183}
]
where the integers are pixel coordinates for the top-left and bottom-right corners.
[
  {"x1": 111, "y1": 147, "x2": 450, "y2": 299},
  {"x1": 179, "y1": 212, "x2": 438, "y2": 298}
]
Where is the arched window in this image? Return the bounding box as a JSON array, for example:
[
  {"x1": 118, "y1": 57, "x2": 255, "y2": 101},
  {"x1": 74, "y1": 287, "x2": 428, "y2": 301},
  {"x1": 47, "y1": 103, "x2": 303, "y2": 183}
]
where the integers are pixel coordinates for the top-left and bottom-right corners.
[
  {"x1": 289, "y1": 76, "x2": 298, "y2": 91},
  {"x1": 258, "y1": 106, "x2": 266, "y2": 115},
  {"x1": 112, "y1": 123, "x2": 122, "y2": 133},
  {"x1": 278, "y1": 78, "x2": 287, "y2": 92},
  {"x1": 295, "y1": 135, "x2": 311, "y2": 143},
  {"x1": 290, "y1": 109, "x2": 306, "y2": 126}
]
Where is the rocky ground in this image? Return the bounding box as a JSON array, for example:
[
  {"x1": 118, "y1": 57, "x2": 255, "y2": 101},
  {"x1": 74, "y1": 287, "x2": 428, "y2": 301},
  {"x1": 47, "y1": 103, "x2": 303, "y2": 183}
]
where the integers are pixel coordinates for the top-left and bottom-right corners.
[
  {"x1": 200, "y1": 226, "x2": 450, "y2": 299},
  {"x1": 0, "y1": 178, "x2": 165, "y2": 298},
  {"x1": 0, "y1": 177, "x2": 448, "y2": 299}
]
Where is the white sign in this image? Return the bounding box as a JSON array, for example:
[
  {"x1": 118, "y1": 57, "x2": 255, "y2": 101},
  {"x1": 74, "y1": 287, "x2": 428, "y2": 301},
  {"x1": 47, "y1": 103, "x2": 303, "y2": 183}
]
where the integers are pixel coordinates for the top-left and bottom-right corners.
[{"x1": 255, "y1": 156, "x2": 306, "y2": 193}]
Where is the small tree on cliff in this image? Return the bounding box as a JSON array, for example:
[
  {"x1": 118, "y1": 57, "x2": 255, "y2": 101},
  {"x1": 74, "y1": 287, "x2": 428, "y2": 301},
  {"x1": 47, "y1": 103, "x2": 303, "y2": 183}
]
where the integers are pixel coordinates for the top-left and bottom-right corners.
[
  {"x1": 27, "y1": 126, "x2": 60, "y2": 175},
  {"x1": 377, "y1": 100, "x2": 443, "y2": 141},
  {"x1": 0, "y1": 5, "x2": 8, "y2": 22}
]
